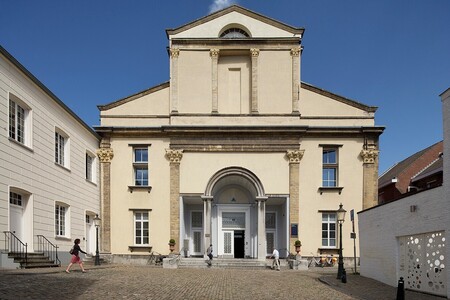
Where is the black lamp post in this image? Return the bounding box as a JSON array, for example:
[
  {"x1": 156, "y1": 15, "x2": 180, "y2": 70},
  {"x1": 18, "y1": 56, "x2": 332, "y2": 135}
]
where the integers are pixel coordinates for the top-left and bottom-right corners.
[
  {"x1": 336, "y1": 203, "x2": 346, "y2": 279},
  {"x1": 93, "y1": 214, "x2": 101, "y2": 266}
]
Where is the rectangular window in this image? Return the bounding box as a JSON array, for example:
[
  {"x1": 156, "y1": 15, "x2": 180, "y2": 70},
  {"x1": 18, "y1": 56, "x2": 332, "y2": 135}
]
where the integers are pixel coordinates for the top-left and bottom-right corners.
[
  {"x1": 321, "y1": 213, "x2": 336, "y2": 248},
  {"x1": 86, "y1": 153, "x2": 94, "y2": 181},
  {"x1": 55, "y1": 204, "x2": 68, "y2": 236},
  {"x1": 55, "y1": 132, "x2": 65, "y2": 166},
  {"x1": 9, "y1": 98, "x2": 29, "y2": 145},
  {"x1": 322, "y1": 149, "x2": 338, "y2": 187},
  {"x1": 9, "y1": 192, "x2": 23, "y2": 206},
  {"x1": 133, "y1": 148, "x2": 148, "y2": 186},
  {"x1": 135, "y1": 212, "x2": 149, "y2": 245}
]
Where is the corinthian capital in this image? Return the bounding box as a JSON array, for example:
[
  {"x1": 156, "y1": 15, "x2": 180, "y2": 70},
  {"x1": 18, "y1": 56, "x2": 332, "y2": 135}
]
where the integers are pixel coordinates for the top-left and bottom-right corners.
[
  {"x1": 97, "y1": 148, "x2": 114, "y2": 163},
  {"x1": 286, "y1": 150, "x2": 305, "y2": 163},
  {"x1": 250, "y1": 48, "x2": 260, "y2": 57},
  {"x1": 360, "y1": 149, "x2": 379, "y2": 164},
  {"x1": 165, "y1": 149, "x2": 183, "y2": 163},
  {"x1": 170, "y1": 48, "x2": 180, "y2": 58},
  {"x1": 290, "y1": 47, "x2": 301, "y2": 57},
  {"x1": 210, "y1": 48, "x2": 220, "y2": 58}
]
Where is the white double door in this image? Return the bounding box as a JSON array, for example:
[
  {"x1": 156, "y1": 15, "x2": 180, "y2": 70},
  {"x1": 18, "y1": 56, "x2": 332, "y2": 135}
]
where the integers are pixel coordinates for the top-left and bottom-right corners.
[{"x1": 217, "y1": 206, "x2": 252, "y2": 258}]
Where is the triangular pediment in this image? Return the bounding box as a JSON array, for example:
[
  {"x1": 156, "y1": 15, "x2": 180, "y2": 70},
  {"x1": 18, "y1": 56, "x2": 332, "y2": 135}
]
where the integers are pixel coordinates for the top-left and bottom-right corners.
[{"x1": 166, "y1": 5, "x2": 304, "y2": 39}]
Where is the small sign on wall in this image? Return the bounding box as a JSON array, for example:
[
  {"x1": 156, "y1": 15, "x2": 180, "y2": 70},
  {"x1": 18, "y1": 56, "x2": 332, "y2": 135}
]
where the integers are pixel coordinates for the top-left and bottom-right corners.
[{"x1": 291, "y1": 223, "x2": 298, "y2": 237}]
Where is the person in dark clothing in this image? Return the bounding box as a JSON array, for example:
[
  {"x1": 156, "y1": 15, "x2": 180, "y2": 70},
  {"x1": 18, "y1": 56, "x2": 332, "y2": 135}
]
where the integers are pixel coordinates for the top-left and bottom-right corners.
[{"x1": 66, "y1": 238, "x2": 87, "y2": 273}]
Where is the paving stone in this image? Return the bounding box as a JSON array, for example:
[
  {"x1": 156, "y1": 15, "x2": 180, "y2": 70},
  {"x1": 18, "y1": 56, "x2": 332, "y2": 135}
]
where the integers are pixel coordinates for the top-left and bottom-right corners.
[{"x1": 0, "y1": 265, "x2": 444, "y2": 300}]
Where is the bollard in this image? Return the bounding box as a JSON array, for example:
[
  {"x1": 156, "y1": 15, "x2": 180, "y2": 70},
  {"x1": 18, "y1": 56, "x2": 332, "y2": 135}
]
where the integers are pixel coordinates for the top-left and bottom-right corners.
[
  {"x1": 341, "y1": 269, "x2": 347, "y2": 283},
  {"x1": 396, "y1": 277, "x2": 405, "y2": 300}
]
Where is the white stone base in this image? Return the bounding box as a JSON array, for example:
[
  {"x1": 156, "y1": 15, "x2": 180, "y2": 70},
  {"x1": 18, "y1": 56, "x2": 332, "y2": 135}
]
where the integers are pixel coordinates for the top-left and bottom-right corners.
[
  {"x1": 290, "y1": 259, "x2": 309, "y2": 270},
  {"x1": 163, "y1": 257, "x2": 179, "y2": 269}
]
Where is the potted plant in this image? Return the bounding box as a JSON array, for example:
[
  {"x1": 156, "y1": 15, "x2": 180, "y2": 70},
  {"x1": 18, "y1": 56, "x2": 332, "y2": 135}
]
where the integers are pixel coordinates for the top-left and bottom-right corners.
[
  {"x1": 168, "y1": 239, "x2": 176, "y2": 253},
  {"x1": 294, "y1": 240, "x2": 302, "y2": 254}
]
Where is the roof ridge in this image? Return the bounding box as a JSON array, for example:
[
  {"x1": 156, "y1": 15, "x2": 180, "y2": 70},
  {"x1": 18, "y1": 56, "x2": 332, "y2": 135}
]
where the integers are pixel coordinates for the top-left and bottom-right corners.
[{"x1": 411, "y1": 155, "x2": 442, "y2": 180}]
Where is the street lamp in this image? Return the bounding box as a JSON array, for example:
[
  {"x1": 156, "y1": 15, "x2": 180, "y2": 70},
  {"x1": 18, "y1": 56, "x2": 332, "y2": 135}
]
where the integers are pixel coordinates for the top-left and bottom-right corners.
[
  {"x1": 93, "y1": 214, "x2": 101, "y2": 266},
  {"x1": 336, "y1": 203, "x2": 346, "y2": 279}
]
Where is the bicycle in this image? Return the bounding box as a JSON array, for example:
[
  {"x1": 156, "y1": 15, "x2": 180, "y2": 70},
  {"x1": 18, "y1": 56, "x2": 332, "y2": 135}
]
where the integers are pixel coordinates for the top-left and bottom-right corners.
[
  {"x1": 307, "y1": 253, "x2": 324, "y2": 268},
  {"x1": 148, "y1": 251, "x2": 163, "y2": 266}
]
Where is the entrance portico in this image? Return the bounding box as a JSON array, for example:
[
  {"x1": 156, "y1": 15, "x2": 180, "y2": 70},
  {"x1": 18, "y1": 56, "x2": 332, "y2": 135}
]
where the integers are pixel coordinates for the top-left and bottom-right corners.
[{"x1": 181, "y1": 167, "x2": 288, "y2": 261}]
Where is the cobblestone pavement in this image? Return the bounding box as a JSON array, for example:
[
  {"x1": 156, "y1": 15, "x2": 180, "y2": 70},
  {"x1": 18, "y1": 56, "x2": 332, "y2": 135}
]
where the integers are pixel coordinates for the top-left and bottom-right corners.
[{"x1": 0, "y1": 265, "x2": 445, "y2": 300}]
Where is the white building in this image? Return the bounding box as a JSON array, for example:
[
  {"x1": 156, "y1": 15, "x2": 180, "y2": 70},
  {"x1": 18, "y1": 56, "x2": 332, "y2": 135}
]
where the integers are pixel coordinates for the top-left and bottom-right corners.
[
  {"x1": 0, "y1": 45, "x2": 100, "y2": 268},
  {"x1": 358, "y1": 88, "x2": 450, "y2": 298}
]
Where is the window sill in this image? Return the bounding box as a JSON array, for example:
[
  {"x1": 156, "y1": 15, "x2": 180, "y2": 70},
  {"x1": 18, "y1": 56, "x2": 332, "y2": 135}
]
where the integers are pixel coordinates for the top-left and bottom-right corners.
[
  {"x1": 128, "y1": 245, "x2": 152, "y2": 252},
  {"x1": 55, "y1": 162, "x2": 71, "y2": 172},
  {"x1": 55, "y1": 236, "x2": 72, "y2": 241},
  {"x1": 8, "y1": 137, "x2": 33, "y2": 152},
  {"x1": 318, "y1": 187, "x2": 343, "y2": 195},
  {"x1": 317, "y1": 248, "x2": 339, "y2": 254},
  {"x1": 85, "y1": 179, "x2": 97, "y2": 186},
  {"x1": 128, "y1": 186, "x2": 152, "y2": 193}
]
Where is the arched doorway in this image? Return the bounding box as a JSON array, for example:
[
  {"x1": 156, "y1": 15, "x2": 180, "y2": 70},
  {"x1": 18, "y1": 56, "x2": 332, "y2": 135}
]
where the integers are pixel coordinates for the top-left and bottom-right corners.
[{"x1": 181, "y1": 167, "x2": 289, "y2": 260}]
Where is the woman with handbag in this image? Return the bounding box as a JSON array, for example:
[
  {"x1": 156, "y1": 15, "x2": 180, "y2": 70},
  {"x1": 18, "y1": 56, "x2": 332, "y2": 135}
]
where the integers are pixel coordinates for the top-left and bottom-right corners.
[{"x1": 66, "y1": 238, "x2": 87, "y2": 273}]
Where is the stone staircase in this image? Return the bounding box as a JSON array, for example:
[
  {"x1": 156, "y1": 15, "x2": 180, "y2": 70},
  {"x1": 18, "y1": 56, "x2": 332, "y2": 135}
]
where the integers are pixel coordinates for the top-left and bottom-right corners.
[
  {"x1": 176, "y1": 258, "x2": 290, "y2": 269},
  {"x1": 8, "y1": 252, "x2": 60, "y2": 269}
]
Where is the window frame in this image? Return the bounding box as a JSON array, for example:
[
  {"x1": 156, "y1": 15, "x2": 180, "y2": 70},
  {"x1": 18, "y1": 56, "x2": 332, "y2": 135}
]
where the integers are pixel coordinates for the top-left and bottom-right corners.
[
  {"x1": 85, "y1": 151, "x2": 96, "y2": 183},
  {"x1": 9, "y1": 192, "x2": 23, "y2": 206},
  {"x1": 55, "y1": 128, "x2": 70, "y2": 168},
  {"x1": 55, "y1": 202, "x2": 70, "y2": 238},
  {"x1": 8, "y1": 93, "x2": 32, "y2": 148},
  {"x1": 133, "y1": 147, "x2": 149, "y2": 186},
  {"x1": 321, "y1": 213, "x2": 337, "y2": 248},
  {"x1": 134, "y1": 211, "x2": 149, "y2": 246},
  {"x1": 322, "y1": 148, "x2": 338, "y2": 187}
]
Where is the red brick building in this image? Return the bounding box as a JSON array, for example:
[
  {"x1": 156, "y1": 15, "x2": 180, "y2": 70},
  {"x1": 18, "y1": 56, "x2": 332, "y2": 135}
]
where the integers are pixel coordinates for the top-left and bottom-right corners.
[{"x1": 378, "y1": 141, "x2": 443, "y2": 204}]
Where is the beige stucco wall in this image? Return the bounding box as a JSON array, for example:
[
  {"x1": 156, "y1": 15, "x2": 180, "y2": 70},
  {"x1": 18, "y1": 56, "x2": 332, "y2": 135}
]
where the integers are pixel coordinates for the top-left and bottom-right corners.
[
  {"x1": 170, "y1": 11, "x2": 299, "y2": 39},
  {"x1": 180, "y1": 152, "x2": 289, "y2": 194},
  {"x1": 298, "y1": 138, "x2": 364, "y2": 256},
  {"x1": 178, "y1": 51, "x2": 212, "y2": 113},
  {"x1": 300, "y1": 87, "x2": 372, "y2": 117},
  {"x1": 108, "y1": 138, "x2": 171, "y2": 254},
  {"x1": 258, "y1": 51, "x2": 292, "y2": 113}
]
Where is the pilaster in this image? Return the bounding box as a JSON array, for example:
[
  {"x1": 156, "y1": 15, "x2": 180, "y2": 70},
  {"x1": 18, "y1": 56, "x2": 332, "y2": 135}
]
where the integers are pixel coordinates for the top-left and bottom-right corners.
[
  {"x1": 286, "y1": 149, "x2": 304, "y2": 253},
  {"x1": 210, "y1": 49, "x2": 220, "y2": 113},
  {"x1": 96, "y1": 138, "x2": 114, "y2": 253},
  {"x1": 360, "y1": 145, "x2": 380, "y2": 209},
  {"x1": 170, "y1": 48, "x2": 180, "y2": 114},
  {"x1": 250, "y1": 48, "x2": 259, "y2": 114},
  {"x1": 291, "y1": 47, "x2": 301, "y2": 114},
  {"x1": 165, "y1": 149, "x2": 183, "y2": 249}
]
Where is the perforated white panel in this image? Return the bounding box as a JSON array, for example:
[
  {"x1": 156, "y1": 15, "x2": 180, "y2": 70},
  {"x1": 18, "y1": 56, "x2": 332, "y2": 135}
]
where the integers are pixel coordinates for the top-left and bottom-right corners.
[{"x1": 399, "y1": 231, "x2": 446, "y2": 296}]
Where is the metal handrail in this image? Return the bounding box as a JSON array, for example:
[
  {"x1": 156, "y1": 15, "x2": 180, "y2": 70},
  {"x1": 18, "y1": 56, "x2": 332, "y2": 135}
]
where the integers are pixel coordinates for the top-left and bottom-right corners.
[
  {"x1": 36, "y1": 235, "x2": 61, "y2": 266},
  {"x1": 3, "y1": 231, "x2": 27, "y2": 267}
]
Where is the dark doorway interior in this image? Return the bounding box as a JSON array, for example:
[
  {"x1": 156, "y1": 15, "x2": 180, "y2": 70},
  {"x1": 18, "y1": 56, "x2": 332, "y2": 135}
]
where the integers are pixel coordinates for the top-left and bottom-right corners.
[{"x1": 234, "y1": 230, "x2": 245, "y2": 258}]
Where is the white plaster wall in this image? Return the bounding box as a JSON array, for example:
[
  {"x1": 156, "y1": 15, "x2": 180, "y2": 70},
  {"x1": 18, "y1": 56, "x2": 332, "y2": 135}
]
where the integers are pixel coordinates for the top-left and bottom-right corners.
[
  {"x1": 0, "y1": 53, "x2": 100, "y2": 253},
  {"x1": 441, "y1": 88, "x2": 450, "y2": 298},
  {"x1": 358, "y1": 187, "x2": 446, "y2": 287}
]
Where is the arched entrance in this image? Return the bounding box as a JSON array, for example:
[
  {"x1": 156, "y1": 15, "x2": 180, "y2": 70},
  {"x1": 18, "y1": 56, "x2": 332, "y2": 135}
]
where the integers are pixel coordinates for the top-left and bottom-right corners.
[{"x1": 180, "y1": 167, "x2": 289, "y2": 260}]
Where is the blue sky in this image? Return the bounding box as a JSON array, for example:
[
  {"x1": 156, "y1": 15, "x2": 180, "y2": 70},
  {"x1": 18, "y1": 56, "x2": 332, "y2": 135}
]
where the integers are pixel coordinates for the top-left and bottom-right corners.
[{"x1": 1, "y1": 0, "x2": 449, "y2": 173}]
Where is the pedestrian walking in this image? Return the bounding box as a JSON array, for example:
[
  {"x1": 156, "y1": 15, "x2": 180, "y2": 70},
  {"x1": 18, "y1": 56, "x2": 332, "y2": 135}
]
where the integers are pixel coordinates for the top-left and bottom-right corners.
[
  {"x1": 270, "y1": 248, "x2": 280, "y2": 270},
  {"x1": 206, "y1": 244, "x2": 213, "y2": 266},
  {"x1": 66, "y1": 238, "x2": 87, "y2": 273}
]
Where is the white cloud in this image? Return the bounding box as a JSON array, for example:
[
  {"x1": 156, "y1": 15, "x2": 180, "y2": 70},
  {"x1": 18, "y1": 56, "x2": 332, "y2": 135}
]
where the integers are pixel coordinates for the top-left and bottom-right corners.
[{"x1": 209, "y1": 0, "x2": 237, "y2": 14}]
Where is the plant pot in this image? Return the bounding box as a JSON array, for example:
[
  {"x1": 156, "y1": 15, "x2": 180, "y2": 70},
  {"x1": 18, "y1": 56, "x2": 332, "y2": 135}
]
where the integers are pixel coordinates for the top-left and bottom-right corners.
[
  {"x1": 169, "y1": 243, "x2": 175, "y2": 252},
  {"x1": 295, "y1": 245, "x2": 301, "y2": 254}
]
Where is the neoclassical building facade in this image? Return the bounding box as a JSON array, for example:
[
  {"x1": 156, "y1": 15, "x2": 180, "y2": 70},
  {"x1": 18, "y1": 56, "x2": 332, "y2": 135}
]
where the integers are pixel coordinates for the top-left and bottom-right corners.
[{"x1": 95, "y1": 6, "x2": 383, "y2": 261}]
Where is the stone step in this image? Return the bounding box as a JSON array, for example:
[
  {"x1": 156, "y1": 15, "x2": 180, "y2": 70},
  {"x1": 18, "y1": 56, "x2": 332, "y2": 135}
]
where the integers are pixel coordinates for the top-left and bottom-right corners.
[{"x1": 177, "y1": 258, "x2": 288, "y2": 269}]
